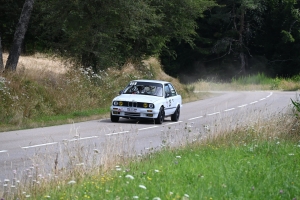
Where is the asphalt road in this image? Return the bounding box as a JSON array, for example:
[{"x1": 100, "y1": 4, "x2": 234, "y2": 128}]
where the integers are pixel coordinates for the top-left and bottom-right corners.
[{"x1": 0, "y1": 91, "x2": 297, "y2": 181}]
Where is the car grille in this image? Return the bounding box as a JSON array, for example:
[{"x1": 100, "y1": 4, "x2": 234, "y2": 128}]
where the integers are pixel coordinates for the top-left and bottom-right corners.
[
  {"x1": 120, "y1": 101, "x2": 145, "y2": 108},
  {"x1": 124, "y1": 112, "x2": 141, "y2": 117}
]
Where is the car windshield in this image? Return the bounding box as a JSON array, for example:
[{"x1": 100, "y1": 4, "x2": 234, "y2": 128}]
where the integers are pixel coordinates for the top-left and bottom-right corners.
[{"x1": 123, "y1": 81, "x2": 163, "y2": 97}]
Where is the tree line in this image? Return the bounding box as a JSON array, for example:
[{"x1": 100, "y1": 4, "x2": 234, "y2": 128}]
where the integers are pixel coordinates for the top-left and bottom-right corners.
[{"x1": 0, "y1": 0, "x2": 299, "y2": 79}]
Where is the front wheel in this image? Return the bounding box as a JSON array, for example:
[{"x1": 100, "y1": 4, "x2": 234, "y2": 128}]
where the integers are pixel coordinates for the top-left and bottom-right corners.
[
  {"x1": 171, "y1": 106, "x2": 180, "y2": 122},
  {"x1": 155, "y1": 107, "x2": 165, "y2": 124},
  {"x1": 110, "y1": 113, "x2": 119, "y2": 122}
]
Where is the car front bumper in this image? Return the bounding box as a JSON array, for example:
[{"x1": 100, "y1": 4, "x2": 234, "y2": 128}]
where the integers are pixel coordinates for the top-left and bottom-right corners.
[{"x1": 110, "y1": 106, "x2": 159, "y2": 119}]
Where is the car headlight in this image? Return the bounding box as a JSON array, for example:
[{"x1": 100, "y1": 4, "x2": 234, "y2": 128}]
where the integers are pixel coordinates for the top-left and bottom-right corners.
[
  {"x1": 148, "y1": 103, "x2": 154, "y2": 108},
  {"x1": 113, "y1": 101, "x2": 119, "y2": 106}
]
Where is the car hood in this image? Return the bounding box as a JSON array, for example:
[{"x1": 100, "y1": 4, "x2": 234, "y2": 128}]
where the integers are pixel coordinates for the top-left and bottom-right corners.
[{"x1": 113, "y1": 94, "x2": 162, "y2": 103}]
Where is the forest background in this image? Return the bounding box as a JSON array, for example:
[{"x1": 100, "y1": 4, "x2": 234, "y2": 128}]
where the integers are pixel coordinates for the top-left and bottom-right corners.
[{"x1": 1, "y1": 0, "x2": 300, "y2": 81}]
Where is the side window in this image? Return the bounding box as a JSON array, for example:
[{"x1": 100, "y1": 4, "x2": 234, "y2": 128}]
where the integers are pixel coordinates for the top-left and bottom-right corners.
[
  {"x1": 168, "y1": 84, "x2": 177, "y2": 96},
  {"x1": 164, "y1": 84, "x2": 171, "y2": 97}
]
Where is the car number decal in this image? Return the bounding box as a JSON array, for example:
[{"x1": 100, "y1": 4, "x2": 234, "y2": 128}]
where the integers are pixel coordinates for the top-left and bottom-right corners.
[{"x1": 129, "y1": 81, "x2": 137, "y2": 85}]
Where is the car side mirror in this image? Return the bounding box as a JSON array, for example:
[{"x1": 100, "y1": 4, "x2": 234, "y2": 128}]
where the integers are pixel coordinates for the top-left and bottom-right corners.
[{"x1": 119, "y1": 90, "x2": 123, "y2": 95}]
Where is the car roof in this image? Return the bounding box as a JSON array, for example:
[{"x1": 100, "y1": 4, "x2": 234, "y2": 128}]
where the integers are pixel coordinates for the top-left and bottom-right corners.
[{"x1": 132, "y1": 79, "x2": 171, "y2": 84}]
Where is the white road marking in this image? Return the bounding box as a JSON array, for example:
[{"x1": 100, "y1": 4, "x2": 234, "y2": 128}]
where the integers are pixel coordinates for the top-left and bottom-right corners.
[
  {"x1": 260, "y1": 98, "x2": 266, "y2": 101},
  {"x1": 69, "y1": 136, "x2": 99, "y2": 142},
  {"x1": 250, "y1": 101, "x2": 258, "y2": 104},
  {"x1": 105, "y1": 131, "x2": 129, "y2": 136},
  {"x1": 238, "y1": 104, "x2": 247, "y2": 108},
  {"x1": 0, "y1": 150, "x2": 8, "y2": 153},
  {"x1": 188, "y1": 116, "x2": 203, "y2": 120},
  {"x1": 207, "y1": 112, "x2": 220, "y2": 116},
  {"x1": 267, "y1": 92, "x2": 273, "y2": 98},
  {"x1": 22, "y1": 142, "x2": 58, "y2": 149},
  {"x1": 166, "y1": 121, "x2": 182, "y2": 125},
  {"x1": 224, "y1": 108, "x2": 235, "y2": 112},
  {"x1": 139, "y1": 126, "x2": 158, "y2": 130}
]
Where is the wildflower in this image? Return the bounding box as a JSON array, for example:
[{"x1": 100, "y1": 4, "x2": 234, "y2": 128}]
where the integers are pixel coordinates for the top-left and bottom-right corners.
[
  {"x1": 68, "y1": 180, "x2": 76, "y2": 184},
  {"x1": 154, "y1": 170, "x2": 160, "y2": 173},
  {"x1": 279, "y1": 190, "x2": 283, "y2": 194},
  {"x1": 184, "y1": 194, "x2": 189, "y2": 198},
  {"x1": 93, "y1": 149, "x2": 99, "y2": 153},
  {"x1": 76, "y1": 163, "x2": 84, "y2": 166},
  {"x1": 147, "y1": 177, "x2": 152, "y2": 180},
  {"x1": 125, "y1": 175, "x2": 134, "y2": 180},
  {"x1": 139, "y1": 185, "x2": 147, "y2": 189},
  {"x1": 153, "y1": 197, "x2": 161, "y2": 200},
  {"x1": 133, "y1": 196, "x2": 139, "y2": 199},
  {"x1": 176, "y1": 156, "x2": 181, "y2": 158},
  {"x1": 289, "y1": 153, "x2": 294, "y2": 156}
]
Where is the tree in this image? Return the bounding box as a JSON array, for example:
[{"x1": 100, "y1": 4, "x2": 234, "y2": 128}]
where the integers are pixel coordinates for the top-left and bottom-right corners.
[
  {"x1": 0, "y1": 34, "x2": 3, "y2": 72},
  {"x1": 5, "y1": 0, "x2": 34, "y2": 71},
  {"x1": 210, "y1": 0, "x2": 266, "y2": 74},
  {"x1": 254, "y1": 0, "x2": 300, "y2": 77}
]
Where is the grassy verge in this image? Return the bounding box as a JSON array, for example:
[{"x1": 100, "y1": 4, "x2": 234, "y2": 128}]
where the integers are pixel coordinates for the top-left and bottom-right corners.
[
  {"x1": 27, "y1": 110, "x2": 299, "y2": 200},
  {"x1": 40, "y1": 140, "x2": 299, "y2": 200}
]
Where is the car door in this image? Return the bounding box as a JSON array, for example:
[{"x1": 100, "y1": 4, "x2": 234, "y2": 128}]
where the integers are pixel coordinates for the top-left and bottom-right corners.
[
  {"x1": 164, "y1": 83, "x2": 176, "y2": 115},
  {"x1": 168, "y1": 83, "x2": 181, "y2": 107}
]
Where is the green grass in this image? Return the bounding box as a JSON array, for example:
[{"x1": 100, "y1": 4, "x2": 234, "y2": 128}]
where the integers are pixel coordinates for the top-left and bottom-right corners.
[
  {"x1": 194, "y1": 73, "x2": 300, "y2": 91},
  {"x1": 37, "y1": 140, "x2": 300, "y2": 200}
]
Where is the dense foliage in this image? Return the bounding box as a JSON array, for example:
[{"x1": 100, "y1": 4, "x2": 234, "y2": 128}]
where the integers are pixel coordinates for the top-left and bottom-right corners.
[{"x1": 1, "y1": 0, "x2": 300, "y2": 78}]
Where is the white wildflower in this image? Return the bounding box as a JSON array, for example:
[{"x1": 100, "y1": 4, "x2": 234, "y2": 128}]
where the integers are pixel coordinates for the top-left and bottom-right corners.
[
  {"x1": 139, "y1": 185, "x2": 147, "y2": 189},
  {"x1": 153, "y1": 197, "x2": 161, "y2": 200},
  {"x1": 68, "y1": 180, "x2": 76, "y2": 184},
  {"x1": 288, "y1": 153, "x2": 294, "y2": 156},
  {"x1": 133, "y1": 196, "x2": 139, "y2": 199},
  {"x1": 184, "y1": 194, "x2": 189, "y2": 198},
  {"x1": 154, "y1": 170, "x2": 160, "y2": 173},
  {"x1": 176, "y1": 156, "x2": 181, "y2": 158},
  {"x1": 125, "y1": 174, "x2": 134, "y2": 180}
]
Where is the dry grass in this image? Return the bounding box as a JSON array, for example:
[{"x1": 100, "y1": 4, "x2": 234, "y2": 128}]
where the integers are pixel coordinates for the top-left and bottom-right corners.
[
  {"x1": 3, "y1": 53, "x2": 70, "y2": 74},
  {"x1": 192, "y1": 80, "x2": 273, "y2": 91}
]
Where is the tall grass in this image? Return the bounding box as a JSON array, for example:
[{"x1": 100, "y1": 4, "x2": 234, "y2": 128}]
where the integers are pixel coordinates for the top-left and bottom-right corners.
[{"x1": 194, "y1": 73, "x2": 300, "y2": 91}]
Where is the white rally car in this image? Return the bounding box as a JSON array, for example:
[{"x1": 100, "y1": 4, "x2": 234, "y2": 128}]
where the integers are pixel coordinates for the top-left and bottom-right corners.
[{"x1": 110, "y1": 80, "x2": 182, "y2": 124}]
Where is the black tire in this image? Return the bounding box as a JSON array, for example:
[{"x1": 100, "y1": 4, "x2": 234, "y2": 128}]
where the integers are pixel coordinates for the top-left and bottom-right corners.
[
  {"x1": 171, "y1": 106, "x2": 180, "y2": 122},
  {"x1": 110, "y1": 113, "x2": 119, "y2": 122},
  {"x1": 155, "y1": 107, "x2": 165, "y2": 124}
]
